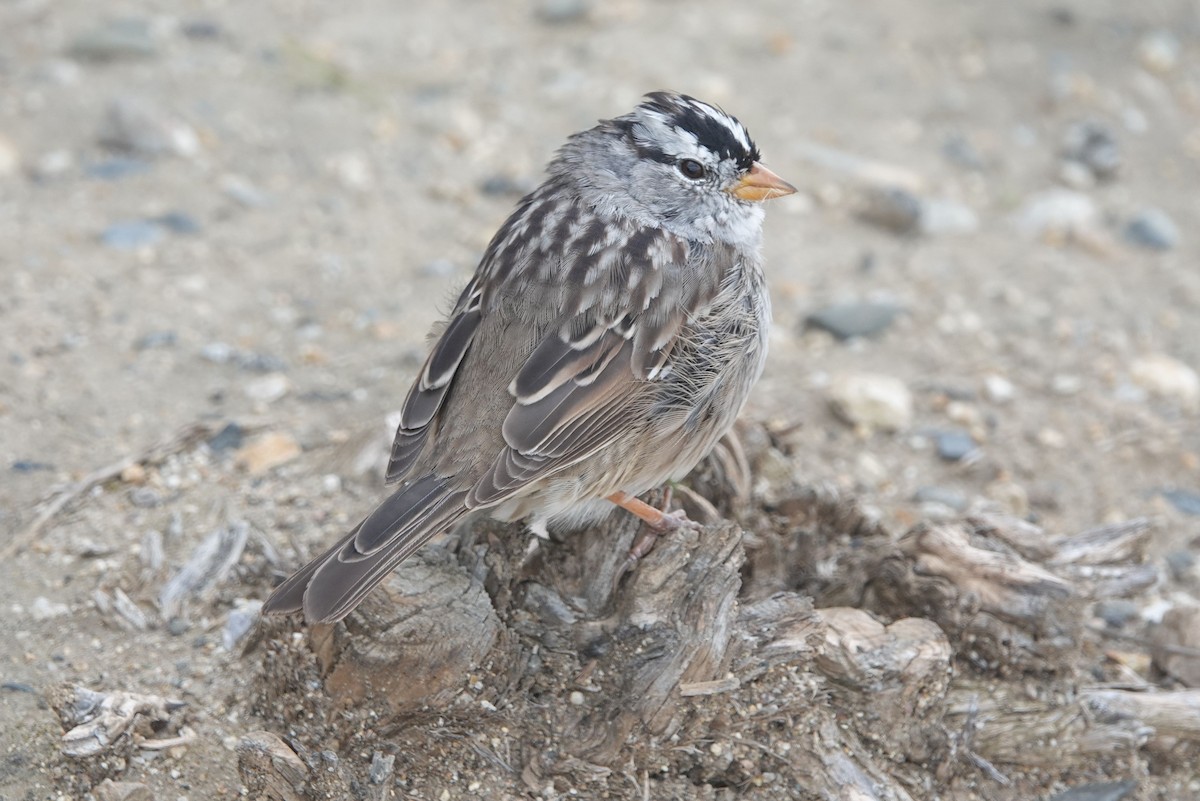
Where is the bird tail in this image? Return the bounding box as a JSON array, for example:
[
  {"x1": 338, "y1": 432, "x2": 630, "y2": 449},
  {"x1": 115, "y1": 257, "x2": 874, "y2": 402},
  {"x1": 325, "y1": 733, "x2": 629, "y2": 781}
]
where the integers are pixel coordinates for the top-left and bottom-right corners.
[{"x1": 261, "y1": 473, "x2": 469, "y2": 623}]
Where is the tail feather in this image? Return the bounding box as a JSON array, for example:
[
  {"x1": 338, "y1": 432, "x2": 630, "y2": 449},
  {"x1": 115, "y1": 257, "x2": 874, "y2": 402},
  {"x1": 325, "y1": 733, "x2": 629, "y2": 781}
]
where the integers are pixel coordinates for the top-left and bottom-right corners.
[{"x1": 261, "y1": 474, "x2": 470, "y2": 623}]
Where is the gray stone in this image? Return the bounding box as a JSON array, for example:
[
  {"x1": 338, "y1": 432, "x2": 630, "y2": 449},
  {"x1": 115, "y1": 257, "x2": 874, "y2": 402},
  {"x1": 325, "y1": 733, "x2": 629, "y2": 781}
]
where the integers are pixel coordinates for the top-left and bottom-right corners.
[
  {"x1": 1124, "y1": 208, "x2": 1179, "y2": 251},
  {"x1": 101, "y1": 220, "x2": 164, "y2": 249},
  {"x1": 181, "y1": 19, "x2": 223, "y2": 40},
  {"x1": 0, "y1": 134, "x2": 18, "y2": 177},
  {"x1": 827, "y1": 373, "x2": 913, "y2": 432},
  {"x1": 221, "y1": 600, "x2": 262, "y2": 650},
  {"x1": 68, "y1": 18, "x2": 158, "y2": 62},
  {"x1": 1014, "y1": 189, "x2": 1099, "y2": 241},
  {"x1": 243, "y1": 373, "x2": 290, "y2": 404},
  {"x1": 207, "y1": 422, "x2": 244, "y2": 453},
  {"x1": 535, "y1": 0, "x2": 591, "y2": 23},
  {"x1": 983, "y1": 374, "x2": 1016, "y2": 404},
  {"x1": 1061, "y1": 120, "x2": 1120, "y2": 181},
  {"x1": 913, "y1": 486, "x2": 968, "y2": 511},
  {"x1": 1048, "y1": 781, "x2": 1136, "y2": 801},
  {"x1": 859, "y1": 187, "x2": 922, "y2": 234},
  {"x1": 98, "y1": 97, "x2": 199, "y2": 158},
  {"x1": 219, "y1": 174, "x2": 269, "y2": 207},
  {"x1": 1093, "y1": 599, "x2": 1138, "y2": 628},
  {"x1": 86, "y1": 157, "x2": 151, "y2": 181},
  {"x1": 135, "y1": 329, "x2": 179, "y2": 351},
  {"x1": 806, "y1": 302, "x2": 902, "y2": 340},
  {"x1": 1131, "y1": 354, "x2": 1199, "y2": 410},
  {"x1": 918, "y1": 198, "x2": 979, "y2": 236},
  {"x1": 1163, "y1": 489, "x2": 1200, "y2": 517},
  {"x1": 935, "y1": 429, "x2": 977, "y2": 461},
  {"x1": 128, "y1": 487, "x2": 163, "y2": 508},
  {"x1": 1164, "y1": 549, "x2": 1196, "y2": 582},
  {"x1": 153, "y1": 211, "x2": 201, "y2": 235},
  {"x1": 941, "y1": 133, "x2": 983, "y2": 170},
  {"x1": 479, "y1": 174, "x2": 531, "y2": 196},
  {"x1": 1138, "y1": 30, "x2": 1180, "y2": 73},
  {"x1": 30, "y1": 596, "x2": 70, "y2": 620}
]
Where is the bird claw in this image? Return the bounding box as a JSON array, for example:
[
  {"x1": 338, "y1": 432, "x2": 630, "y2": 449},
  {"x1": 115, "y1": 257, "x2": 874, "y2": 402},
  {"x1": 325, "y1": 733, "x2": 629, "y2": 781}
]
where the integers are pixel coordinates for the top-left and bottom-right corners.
[{"x1": 612, "y1": 508, "x2": 701, "y2": 591}]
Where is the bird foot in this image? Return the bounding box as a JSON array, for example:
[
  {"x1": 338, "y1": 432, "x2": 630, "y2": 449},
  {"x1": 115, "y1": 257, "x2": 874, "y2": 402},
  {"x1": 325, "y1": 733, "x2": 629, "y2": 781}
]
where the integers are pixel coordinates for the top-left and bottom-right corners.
[{"x1": 608, "y1": 490, "x2": 701, "y2": 587}]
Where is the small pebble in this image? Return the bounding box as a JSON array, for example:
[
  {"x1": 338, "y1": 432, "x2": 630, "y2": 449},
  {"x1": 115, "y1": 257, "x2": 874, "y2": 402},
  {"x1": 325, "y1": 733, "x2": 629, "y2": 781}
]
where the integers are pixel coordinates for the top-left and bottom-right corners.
[
  {"x1": 805, "y1": 301, "x2": 902, "y2": 341},
  {"x1": 180, "y1": 19, "x2": 223, "y2": 40},
  {"x1": 327, "y1": 151, "x2": 373, "y2": 191},
  {"x1": 85, "y1": 156, "x2": 151, "y2": 181},
  {"x1": 235, "y1": 432, "x2": 302, "y2": 474},
  {"x1": 128, "y1": 487, "x2": 162, "y2": 508},
  {"x1": 479, "y1": 174, "x2": 530, "y2": 197},
  {"x1": 207, "y1": 422, "x2": 245, "y2": 452},
  {"x1": 153, "y1": 211, "x2": 201, "y2": 235},
  {"x1": 1047, "y1": 780, "x2": 1136, "y2": 801},
  {"x1": 912, "y1": 486, "x2": 968, "y2": 512},
  {"x1": 1036, "y1": 427, "x2": 1067, "y2": 449},
  {"x1": 935, "y1": 429, "x2": 976, "y2": 461},
  {"x1": 133, "y1": 330, "x2": 177, "y2": 350},
  {"x1": 859, "y1": 188, "x2": 922, "y2": 234},
  {"x1": 121, "y1": 463, "x2": 146, "y2": 483},
  {"x1": 1138, "y1": 30, "x2": 1180, "y2": 74},
  {"x1": 918, "y1": 198, "x2": 979, "y2": 236},
  {"x1": 1061, "y1": 120, "x2": 1120, "y2": 181},
  {"x1": 536, "y1": 0, "x2": 591, "y2": 24},
  {"x1": 31, "y1": 149, "x2": 75, "y2": 180},
  {"x1": 983, "y1": 374, "x2": 1015, "y2": 404},
  {"x1": 1015, "y1": 189, "x2": 1099, "y2": 242},
  {"x1": 1153, "y1": 606, "x2": 1200, "y2": 687},
  {"x1": 1, "y1": 682, "x2": 37, "y2": 694},
  {"x1": 11, "y1": 460, "x2": 54, "y2": 472},
  {"x1": 167, "y1": 617, "x2": 190, "y2": 636},
  {"x1": 941, "y1": 133, "x2": 983, "y2": 170},
  {"x1": 1162, "y1": 489, "x2": 1200, "y2": 517},
  {"x1": 1123, "y1": 208, "x2": 1179, "y2": 251},
  {"x1": 221, "y1": 600, "x2": 263, "y2": 650},
  {"x1": 1057, "y1": 159, "x2": 1095, "y2": 190},
  {"x1": 68, "y1": 18, "x2": 158, "y2": 62},
  {"x1": 1051, "y1": 374, "x2": 1083, "y2": 396},
  {"x1": 98, "y1": 97, "x2": 199, "y2": 158},
  {"x1": 243, "y1": 373, "x2": 291, "y2": 404},
  {"x1": 1164, "y1": 549, "x2": 1196, "y2": 582},
  {"x1": 30, "y1": 597, "x2": 70, "y2": 620},
  {"x1": 1131, "y1": 354, "x2": 1199, "y2": 410},
  {"x1": 827, "y1": 373, "x2": 913, "y2": 432},
  {"x1": 0, "y1": 134, "x2": 19, "y2": 177},
  {"x1": 1094, "y1": 600, "x2": 1138, "y2": 628},
  {"x1": 101, "y1": 220, "x2": 164, "y2": 249},
  {"x1": 220, "y1": 174, "x2": 269, "y2": 208}
]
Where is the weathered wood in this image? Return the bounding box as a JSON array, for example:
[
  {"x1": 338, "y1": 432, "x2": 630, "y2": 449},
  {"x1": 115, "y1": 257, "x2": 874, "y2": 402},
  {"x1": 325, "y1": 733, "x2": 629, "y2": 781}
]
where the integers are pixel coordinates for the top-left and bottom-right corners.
[
  {"x1": 310, "y1": 553, "x2": 504, "y2": 714},
  {"x1": 49, "y1": 683, "x2": 186, "y2": 758},
  {"x1": 236, "y1": 731, "x2": 308, "y2": 801},
  {"x1": 253, "y1": 450, "x2": 1196, "y2": 800}
]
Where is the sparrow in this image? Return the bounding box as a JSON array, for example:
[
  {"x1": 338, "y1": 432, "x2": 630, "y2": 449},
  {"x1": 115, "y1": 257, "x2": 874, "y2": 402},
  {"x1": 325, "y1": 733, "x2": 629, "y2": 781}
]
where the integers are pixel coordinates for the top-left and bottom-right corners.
[{"x1": 263, "y1": 91, "x2": 795, "y2": 623}]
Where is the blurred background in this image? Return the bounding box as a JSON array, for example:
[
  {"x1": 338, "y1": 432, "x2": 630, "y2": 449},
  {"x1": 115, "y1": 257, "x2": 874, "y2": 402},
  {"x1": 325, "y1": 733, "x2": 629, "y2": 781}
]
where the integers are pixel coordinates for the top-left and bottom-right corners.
[
  {"x1": 4, "y1": 0, "x2": 1200, "y2": 531},
  {"x1": 1, "y1": 0, "x2": 1199, "y2": 795}
]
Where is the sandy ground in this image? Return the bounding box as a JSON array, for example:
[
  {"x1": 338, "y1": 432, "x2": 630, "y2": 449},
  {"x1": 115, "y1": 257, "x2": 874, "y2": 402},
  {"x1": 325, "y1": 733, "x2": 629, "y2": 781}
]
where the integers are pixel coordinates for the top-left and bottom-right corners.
[{"x1": 2, "y1": 0, "x2": 1199, "y2": 798}]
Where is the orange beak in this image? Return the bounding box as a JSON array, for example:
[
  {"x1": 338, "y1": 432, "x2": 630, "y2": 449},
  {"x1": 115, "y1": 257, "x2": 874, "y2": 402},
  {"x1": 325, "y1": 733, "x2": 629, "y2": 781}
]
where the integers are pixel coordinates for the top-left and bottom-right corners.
[{"x1": 729, "y1": 162, "x2": 797, "y2": 202}]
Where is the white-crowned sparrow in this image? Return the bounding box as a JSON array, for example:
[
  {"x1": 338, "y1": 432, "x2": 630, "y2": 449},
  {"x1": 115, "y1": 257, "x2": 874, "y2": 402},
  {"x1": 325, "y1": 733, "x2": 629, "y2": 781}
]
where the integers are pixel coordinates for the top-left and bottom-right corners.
[{"x1": 264, "y1": 91, "x2": 795, "y2": 623}]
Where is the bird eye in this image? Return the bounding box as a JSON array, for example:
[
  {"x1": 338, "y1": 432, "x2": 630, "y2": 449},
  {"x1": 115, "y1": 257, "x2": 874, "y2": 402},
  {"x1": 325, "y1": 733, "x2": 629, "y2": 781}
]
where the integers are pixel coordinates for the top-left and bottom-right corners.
[{"x1": 678, "y1": 159, "x2": 706, "y2": 180}]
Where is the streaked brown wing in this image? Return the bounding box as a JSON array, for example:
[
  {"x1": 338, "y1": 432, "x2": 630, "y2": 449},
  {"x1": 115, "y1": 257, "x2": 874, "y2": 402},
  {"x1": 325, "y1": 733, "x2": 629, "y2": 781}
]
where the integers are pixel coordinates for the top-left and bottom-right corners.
[
  {"x1": 386, "y1": 279, "x2": 483, "y2": 484},
  {"x1": 458, "y1": 224, "x2": 739, "y2": 509},
  {"x1": 263, "y1": 474, "x2": 470, "y2": 622}
]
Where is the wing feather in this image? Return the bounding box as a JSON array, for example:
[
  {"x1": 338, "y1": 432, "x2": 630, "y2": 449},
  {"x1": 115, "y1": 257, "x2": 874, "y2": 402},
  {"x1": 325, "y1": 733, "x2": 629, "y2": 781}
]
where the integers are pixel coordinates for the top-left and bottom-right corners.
[{"x1": 386, "y1": 283, "x2": 482, "y2": 484}]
